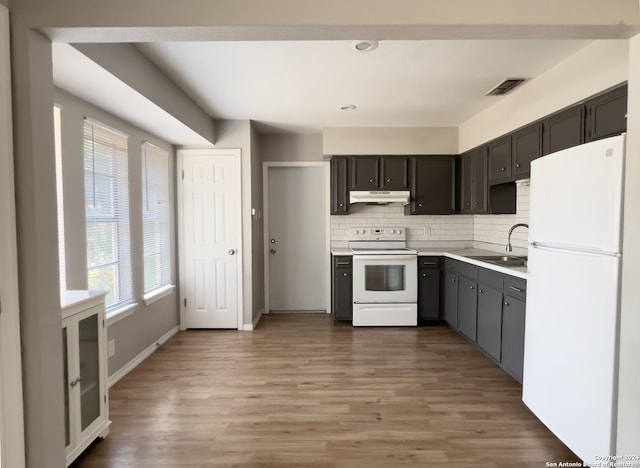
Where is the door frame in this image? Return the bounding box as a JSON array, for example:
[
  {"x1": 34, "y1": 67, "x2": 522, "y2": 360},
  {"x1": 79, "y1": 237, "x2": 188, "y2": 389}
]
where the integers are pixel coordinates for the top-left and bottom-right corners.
[
  {"x1": 262, "y1": 162, "x2": 331, "y2": 314},
  {"x1": 0, "y1": 4, "x2": 26, "y2": 467},
  {"x1": 177, "y1": 148, "x2": 244, "y2": 330}
]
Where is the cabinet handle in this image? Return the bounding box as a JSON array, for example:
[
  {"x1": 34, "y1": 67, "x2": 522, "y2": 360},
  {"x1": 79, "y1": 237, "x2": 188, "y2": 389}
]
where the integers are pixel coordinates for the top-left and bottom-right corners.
[
  {"x1": 501, "y1": 167, "x2": 506, "y2": 172},
  {"x1": 422, "y1": 273, "x2": 427, "y2": 278},
  {"x1": 451, "y1": 278, "x2": 456, "y2": 283},
  {"x1": 516, "y1": 163, "x2": 521, "y2": 168},
  {"x1": 479, "y1": 289, "x2": 483, "y2": 293},
  {"x1": 336, "y1": 262, "x2": 350, "y2": 266},
  {"x1": 342, "y1": 273, "x2": 349, "y2": 277},
  {"x1": 422, "y1": 262, "x2": 438, "y2": 266},
  {"x1": 386, "y1": 178, "x2": 391, "y2": 183},
  {"x1": 474, "y1": 201, "x2": 478, "y2": 206},
  {"x1": 470, "y1": 286, "x2": 474, "y2": 290},
  {"x1": 509, "y1": 285, "x2": 524, "y2": 293},
  {"x1": 369, "y1": 178, "x2": 374, "y2": 183},
  {"x1": 418, "y1": 203, "x2": 423, "y2": 207},
  {"x1": 504, "y1": 301, "x2": 510, "y2": 307},
  {"x1": 339, "y1": 203, "x2": 343, "y2": 207}
]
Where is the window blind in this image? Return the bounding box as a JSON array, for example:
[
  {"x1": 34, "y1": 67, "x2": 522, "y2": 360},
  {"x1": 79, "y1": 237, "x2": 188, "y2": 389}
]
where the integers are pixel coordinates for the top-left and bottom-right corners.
[
  {"x1": 54, "y1": 105, "x2": 66, "y2": 292},
  {"x1": 142, "y1": 142, "x2": 172, "y2": 294},
  {"x1": 83, "y1": 119, "x2": 132, "y2": 310}
]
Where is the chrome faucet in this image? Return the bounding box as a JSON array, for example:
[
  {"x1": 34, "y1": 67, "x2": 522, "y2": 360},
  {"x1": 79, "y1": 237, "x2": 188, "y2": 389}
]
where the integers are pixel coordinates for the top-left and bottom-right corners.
[{"x1": 506, "y1": 223, "x2": 529, "y2": 252}]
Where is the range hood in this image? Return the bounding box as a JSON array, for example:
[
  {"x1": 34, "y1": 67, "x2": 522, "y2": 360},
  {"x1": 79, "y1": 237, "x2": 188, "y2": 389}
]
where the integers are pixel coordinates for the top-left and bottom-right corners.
[{"x1": 349, "y1": 190, "x2": 410, "y2": 205}]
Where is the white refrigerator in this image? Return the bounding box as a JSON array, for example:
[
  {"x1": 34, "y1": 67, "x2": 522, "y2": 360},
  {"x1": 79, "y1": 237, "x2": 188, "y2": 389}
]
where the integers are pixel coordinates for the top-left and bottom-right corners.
[{"x1": 523, "y1": 134, "x2": 625, "y2": 465}]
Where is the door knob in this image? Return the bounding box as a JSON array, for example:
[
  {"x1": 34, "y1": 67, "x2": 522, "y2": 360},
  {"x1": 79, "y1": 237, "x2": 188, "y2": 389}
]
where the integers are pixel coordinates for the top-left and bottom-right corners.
[
  {"x1": 228, "y1": 249, "x2": 236, "y2": 256},
  {"x1": 270, "y1": 248, "x2": 276, "y2": 254}
]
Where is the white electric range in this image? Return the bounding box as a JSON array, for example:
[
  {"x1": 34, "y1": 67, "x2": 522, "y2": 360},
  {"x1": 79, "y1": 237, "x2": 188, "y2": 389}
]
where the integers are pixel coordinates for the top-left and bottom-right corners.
[{"x1": 348, "y1": 227, "x2": 418, "y2": 326}]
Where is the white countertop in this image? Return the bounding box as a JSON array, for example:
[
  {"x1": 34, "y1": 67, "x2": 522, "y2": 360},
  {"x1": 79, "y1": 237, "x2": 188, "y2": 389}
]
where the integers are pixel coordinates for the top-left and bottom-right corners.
[
  {"x1": 331, "y1": 247, "x2": 527, "y2": 279},
  {"x1": 61, "y1": 290, "x2": 107, "y2": 310}
]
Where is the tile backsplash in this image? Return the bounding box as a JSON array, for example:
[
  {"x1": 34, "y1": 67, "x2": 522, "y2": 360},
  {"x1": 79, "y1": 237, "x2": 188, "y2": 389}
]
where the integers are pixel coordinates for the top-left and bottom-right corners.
[{"x1": 330, "y1": 182, "x2": 530, "y2": 255}]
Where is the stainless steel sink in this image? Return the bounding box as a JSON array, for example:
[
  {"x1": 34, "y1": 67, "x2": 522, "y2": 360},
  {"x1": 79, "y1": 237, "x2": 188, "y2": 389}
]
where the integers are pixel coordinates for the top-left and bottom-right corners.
[{"x1": 467, "y1": 255, "x2": 527, "y2": 267}]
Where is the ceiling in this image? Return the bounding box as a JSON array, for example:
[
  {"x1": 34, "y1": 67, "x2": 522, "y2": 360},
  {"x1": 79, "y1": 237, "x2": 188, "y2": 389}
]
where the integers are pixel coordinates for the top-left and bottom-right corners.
[{"x1": 52, "y1": 39, "x2": 592, "y2": 142}]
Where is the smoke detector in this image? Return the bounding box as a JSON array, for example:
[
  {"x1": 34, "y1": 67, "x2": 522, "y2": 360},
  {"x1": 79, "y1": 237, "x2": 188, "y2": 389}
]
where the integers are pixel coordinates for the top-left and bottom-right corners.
[{"x1": 485, "y1": 78, "x2": 528, "y2": 96}]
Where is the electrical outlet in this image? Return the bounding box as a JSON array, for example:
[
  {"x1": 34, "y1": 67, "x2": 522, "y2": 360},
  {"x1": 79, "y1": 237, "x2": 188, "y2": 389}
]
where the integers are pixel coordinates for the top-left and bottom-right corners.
[
  {"x1": 423, "y1": 226, "x2": 431, "y2": 237},
  {"x1": 107, "y1": 339, "x2": 115, "y2": 358}
]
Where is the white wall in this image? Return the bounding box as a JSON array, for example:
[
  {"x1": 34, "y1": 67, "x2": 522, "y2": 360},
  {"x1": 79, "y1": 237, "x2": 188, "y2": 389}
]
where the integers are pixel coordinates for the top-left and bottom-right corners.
[
  {"x1": 617, "y1": 32, "x2": 640, "y2": 456},
  {"x1": 323, "y1": 127, "x2": 458, "y2": 155},
  {"x1": 260, "y1": 133, "x2": 323, "y2": 162}
]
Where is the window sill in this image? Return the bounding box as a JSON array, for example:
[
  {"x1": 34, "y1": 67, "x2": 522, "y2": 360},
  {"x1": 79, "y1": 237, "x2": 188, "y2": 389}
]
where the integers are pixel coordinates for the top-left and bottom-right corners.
[
  {"x1": 143, "y1": 284, "x2": 176, "y2": 306},
  {"x1": 106, "y1": 302, "x2": 138, "y2": 327}
]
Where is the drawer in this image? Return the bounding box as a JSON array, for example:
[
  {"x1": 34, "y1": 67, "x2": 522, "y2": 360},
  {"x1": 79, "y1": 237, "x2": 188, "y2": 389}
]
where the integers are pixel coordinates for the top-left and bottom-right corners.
[
  {"x1": 444, "y1": 258, "x2": 460, "y2": 273},
  {"x1": 459, "y1": 261, "x2": 478, "y2": 280},
  {"x1": 504, "y1": 275, "x2": 526, "y2": 300},
  {"x1": 333, "y1": 256, "x2": 352, "y2": 268},
  {"x1": 478, "y1": 267, "x2": 503, "y2": 290},
  {"x1": 419, "y1": 256, "x2": 441, "y2": 269}
]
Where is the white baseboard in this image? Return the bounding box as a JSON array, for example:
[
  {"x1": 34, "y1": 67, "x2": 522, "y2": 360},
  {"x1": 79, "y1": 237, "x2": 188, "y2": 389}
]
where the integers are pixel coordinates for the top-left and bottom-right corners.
[
  {"x1": 108, "y1": 325, "x2": 180, "y2": 388},
  {"x1": 242, "y1": 309, "x2": 263, "y2": 331}
]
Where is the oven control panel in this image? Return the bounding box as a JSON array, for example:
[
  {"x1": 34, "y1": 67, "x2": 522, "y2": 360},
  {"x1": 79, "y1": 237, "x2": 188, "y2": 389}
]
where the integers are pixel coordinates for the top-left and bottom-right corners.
[{"x1": 349, "y1": 227, "x2": 406, "y2": 241}]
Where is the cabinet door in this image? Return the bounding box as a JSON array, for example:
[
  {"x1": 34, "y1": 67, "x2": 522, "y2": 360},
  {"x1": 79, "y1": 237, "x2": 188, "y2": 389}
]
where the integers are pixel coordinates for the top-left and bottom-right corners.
[
  {"x1": 512, "y1": 122, "x2": 542, "y2": 179},
  {"x1": 330, "y1": 157, "x2": 349, "y2": 215},
  {"x1": 542, "y1": 106, "x2": 585, "y2": 155},
  {"x1": 488, "y1": 136, "x2": 512, "y2": 184},
  {"x1": 476, "y1": 285, "x2": 503, "y2": 361},
  {"x1": 457, "y1": 276, "x2": 478, "y2": 341},
  {"x1": 585, "y1": 84, "x2": 628, "y2": 142},
  {"x1": 350, "y1": 157, "x2": 379, "y2": 190},
  {"x1": 501, "y1": 295, "x2": 526, "y2": 383},
  {"x1": 418, "y1": 265, "x2": 441, "y2": 321},
  {"x1": 472, "y1": 147, "x2": 488, "y2": 213},
  {"x1": 332, "y1": 256, "x2": 353, "y2": 321},
  {"x1": 443, "y1": 271, "x2": 458, "y2": 328},
  {"x1": 460, "y1": 154, "x2": 474, "y2": 214},
  {"x1": 408, "y1": 156, "x2": 455, "y2": 215},
  {"x1": 380, "y1": 157, "x2": 409, "y2": 190}
]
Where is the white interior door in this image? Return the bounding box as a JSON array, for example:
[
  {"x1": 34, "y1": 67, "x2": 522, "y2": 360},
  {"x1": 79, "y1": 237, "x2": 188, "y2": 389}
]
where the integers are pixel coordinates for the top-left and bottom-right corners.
[
  {"x1": 179, "y1": 150, "x2": 241, "y2": 329},
  {"x1": 267, "y1": 165, "x2": 328, "y2": 312}
]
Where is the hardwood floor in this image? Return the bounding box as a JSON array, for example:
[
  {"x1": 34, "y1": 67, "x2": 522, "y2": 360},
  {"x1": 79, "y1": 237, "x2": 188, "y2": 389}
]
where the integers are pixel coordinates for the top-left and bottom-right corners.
[{"x1": 72, "y1": 314, "x2": 579, "y2": 467}]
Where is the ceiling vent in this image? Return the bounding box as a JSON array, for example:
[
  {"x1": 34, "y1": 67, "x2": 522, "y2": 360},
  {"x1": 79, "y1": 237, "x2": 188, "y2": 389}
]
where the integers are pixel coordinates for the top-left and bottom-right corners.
[{"x1": 485, "y1": 78, "x2": 528, "y2": 96}]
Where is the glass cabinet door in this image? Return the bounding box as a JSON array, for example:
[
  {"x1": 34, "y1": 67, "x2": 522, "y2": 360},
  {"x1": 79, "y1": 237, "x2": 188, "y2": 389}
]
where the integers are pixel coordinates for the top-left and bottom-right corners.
[{"x1": 78, "y1": 313, "x2": 100, "y2": 431}]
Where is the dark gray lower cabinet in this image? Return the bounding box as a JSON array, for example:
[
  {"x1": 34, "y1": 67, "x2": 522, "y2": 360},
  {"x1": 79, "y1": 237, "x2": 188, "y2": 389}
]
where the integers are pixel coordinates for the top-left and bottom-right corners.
[
  {"x1": 418, "y1": 257, "x2": 441, "y2": 321},
  {"x1": 476, "y1": 285, "x2": 503, "y2": 361},
  {"x1": 501, "y1": 295, "x2": 526, "y2": 383},
  {"x1": 457, "y1": 276, "x2": 477, "y2": 341},
  {"x1": 443, "y1": 271, "x2": 458, "y2": 327},
  {"x1": 331, "y1": 256, "x2": 352, "y2": 322}
]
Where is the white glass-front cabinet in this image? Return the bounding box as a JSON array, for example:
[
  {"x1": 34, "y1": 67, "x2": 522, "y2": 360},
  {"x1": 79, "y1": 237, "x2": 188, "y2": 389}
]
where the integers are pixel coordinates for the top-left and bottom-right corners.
[{"x1": 61, "y1": 291, "x2": 110, "y2": 466}]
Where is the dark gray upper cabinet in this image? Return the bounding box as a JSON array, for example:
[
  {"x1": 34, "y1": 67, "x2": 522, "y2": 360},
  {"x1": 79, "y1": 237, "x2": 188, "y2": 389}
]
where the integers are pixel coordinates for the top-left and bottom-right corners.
[
  {"x1": 460, "y1": 147, "x2": 488, "y2": 214},
  {"x1": 511, "y1": 122, "x2": 542, "y2": 180},
  {"x1": 331, "y1": 255, "x2": 353, "y2": 322},
  {"x1": 350, "y1": 156, "x2": 409, "y2": 191},
  {"x1": 405, "y1": 156, "x2": 455, "y2": 215},
  {"x1": 330, "y1": 157, "x2": 349, "y2": 215},
  {"x1": 488, "y1": 136, "x2": 512, "y2": 185},
  {"x1": 380, "y1": 157, "x2": 409, "y2": 190},
  {"x1": 350, "y1": 157, "x2": 380, "y2": 190},
  {"x1": 418, "y1": 257, "x2": 441, "y2": 321},
  {"x1": 585, "y1": 83, "x2": 628, "y2": 142},
  {"x1": 542, "y1": 105, "x2": 585, "y2": 156}
]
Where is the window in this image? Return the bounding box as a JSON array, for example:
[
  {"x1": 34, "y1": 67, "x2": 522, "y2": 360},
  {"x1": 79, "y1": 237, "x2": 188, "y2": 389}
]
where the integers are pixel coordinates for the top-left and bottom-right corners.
[
  {"x1": 83, "y1": 119, "x2": 132, "y2": 310},
  {"x1": 141, "y1": 142, "x2": 172, "y2": 297},
  {"x1": 54, "y1": 105, "x2": 66, "y2": 292}
]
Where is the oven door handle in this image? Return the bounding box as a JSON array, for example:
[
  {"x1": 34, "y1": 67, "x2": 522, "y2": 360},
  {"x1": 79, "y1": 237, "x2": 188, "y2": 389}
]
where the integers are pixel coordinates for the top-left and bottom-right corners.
[{"x1": 352, "y1": 255, "x2": 417, "y2": 261}]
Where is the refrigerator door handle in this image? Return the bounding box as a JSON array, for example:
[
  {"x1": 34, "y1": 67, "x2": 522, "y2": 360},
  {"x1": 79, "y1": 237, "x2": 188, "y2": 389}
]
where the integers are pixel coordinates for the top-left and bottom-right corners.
[{"x1": 530, "y1": 241, "x2": 621, "y2": 258}]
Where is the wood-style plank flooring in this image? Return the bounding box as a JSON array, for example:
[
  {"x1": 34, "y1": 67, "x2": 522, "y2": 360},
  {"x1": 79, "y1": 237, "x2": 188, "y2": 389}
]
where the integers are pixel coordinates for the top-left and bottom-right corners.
[{"x1": 72, "y1": 314, "x2": 579, "y2": 467}]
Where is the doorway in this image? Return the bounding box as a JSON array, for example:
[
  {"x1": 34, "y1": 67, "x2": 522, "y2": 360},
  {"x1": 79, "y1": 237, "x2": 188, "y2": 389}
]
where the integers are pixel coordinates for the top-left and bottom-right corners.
[
  {"x1": 177, "y1": 149, "x2": 243, "y2": 329},
  {"x1": 263, "y1": 163, "x2": 330, "y2": 313}
]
